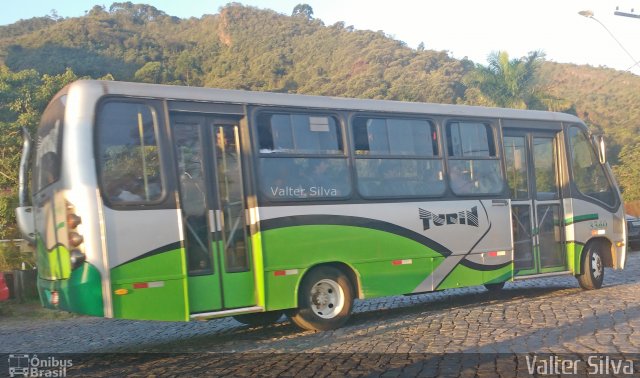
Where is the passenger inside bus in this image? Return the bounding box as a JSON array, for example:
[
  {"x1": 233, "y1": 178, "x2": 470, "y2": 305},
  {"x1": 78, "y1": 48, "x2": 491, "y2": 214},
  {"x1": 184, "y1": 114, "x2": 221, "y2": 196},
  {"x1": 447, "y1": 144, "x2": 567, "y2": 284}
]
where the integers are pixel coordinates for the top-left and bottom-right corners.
[
  {"x1": 105, "y1": 174, "x2": 143, "y2": 202},
  {"x1": 449, "y1": 164, "x2": 475, "y2": 194}
]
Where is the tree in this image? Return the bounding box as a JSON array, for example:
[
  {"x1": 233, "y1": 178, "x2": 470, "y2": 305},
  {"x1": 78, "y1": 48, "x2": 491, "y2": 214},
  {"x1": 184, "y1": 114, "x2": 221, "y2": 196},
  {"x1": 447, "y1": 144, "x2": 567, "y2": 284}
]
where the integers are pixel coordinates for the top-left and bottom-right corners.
[
  {"x1": 613, "y1": 139, "x2": 640, "y2": 201},
  {"x1": 0, "y1": 66, "x2": 79, "y2": 239},
  {"x1": 134, "y1": 61, "x2": 163, "y2": 83},
  {"x1": 463, "y1": 51, "x2": 548, "y2": 109},
  {"x1": 176, "y1": 51, "x2": 200, "y2": 86},
  {"x1": 48, "y1": 9, "x2": 62, "y2": 21},
  {"x1": 292, "y1": 4, "x2": 314, "y2": 19},
  {"x1": 88, "y1": 5, "x2": 108, "y2": 17}
]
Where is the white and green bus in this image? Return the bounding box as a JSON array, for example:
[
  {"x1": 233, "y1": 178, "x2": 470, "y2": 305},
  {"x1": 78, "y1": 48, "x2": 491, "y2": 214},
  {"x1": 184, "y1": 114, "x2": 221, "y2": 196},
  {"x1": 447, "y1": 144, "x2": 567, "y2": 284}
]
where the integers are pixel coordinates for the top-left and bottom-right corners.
[{"x1": 16, "y1": 80, "x2": 627, "y2": 331}]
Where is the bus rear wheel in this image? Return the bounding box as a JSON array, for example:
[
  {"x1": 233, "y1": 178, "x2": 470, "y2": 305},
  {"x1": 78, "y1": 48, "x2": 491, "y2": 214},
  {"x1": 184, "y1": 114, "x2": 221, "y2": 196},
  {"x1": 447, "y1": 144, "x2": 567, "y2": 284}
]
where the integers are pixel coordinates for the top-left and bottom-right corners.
[
  {"x1": 233, "y1": 311, "x2": 284, "y2": 327},
  {"x1": 289, "y1": 266, "x2": 354, "y2": 331},
  {"x1": 577, "y1": 242, "x2": 605, "y2": 290}
]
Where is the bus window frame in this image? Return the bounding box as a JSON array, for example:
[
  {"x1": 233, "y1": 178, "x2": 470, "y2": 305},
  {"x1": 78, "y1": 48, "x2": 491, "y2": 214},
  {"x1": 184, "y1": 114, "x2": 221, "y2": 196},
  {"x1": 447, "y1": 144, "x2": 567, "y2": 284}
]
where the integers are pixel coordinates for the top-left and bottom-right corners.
[
  {"x1": 94, "y1": 97, "x2": 172, "y2": 210},
  {"x1": 564, "y1": 122, "x2": 620, "y2": 211},
  {"x1": 349, "y1": 113, "x2": 446, "y2": 200},
  {"x1": 252, "y1": 107, "x2": 354, "y2": 203},
  {"x1": 33, "y1": 95, "x2": 66, "y2": 194},
  {"x1": 444, "y1": 118, "x2": 506, "y2": 197}
]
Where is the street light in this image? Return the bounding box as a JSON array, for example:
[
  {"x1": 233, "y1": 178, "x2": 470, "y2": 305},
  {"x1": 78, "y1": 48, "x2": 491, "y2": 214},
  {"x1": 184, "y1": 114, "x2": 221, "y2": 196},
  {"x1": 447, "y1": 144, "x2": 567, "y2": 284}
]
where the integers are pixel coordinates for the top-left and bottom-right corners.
[
  {"x1": 578, "y1": 10, "x2": 594, "y2": 18},
  {"x1": 578, "y1": 10, "x2": 639, "y2": 70}
]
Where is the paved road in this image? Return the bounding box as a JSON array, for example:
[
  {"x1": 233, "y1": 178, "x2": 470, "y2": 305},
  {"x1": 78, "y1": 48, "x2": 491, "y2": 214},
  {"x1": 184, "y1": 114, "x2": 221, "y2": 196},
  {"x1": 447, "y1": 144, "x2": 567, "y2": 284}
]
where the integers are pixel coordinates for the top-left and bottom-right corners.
[{"x1": 2, "y1": 252, "x2": 640, "y2": 376}]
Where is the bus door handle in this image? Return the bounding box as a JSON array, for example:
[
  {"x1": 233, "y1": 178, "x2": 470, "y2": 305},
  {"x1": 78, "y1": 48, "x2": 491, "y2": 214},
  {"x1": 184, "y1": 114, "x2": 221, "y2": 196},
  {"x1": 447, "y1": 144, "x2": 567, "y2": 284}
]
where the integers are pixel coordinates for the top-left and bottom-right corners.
[{"x1": 208, "y1": 209, "x2": 223, "y2": 232}]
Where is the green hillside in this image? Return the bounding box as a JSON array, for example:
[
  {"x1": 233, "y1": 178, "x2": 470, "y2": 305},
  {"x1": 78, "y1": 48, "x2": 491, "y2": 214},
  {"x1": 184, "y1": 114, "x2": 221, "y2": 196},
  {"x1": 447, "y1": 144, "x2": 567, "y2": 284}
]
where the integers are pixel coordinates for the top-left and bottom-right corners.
[
  {"x1": 0, "y1": 3, "x2": 470, "y2": 101},
  {"x1": 1, "y1": 2, "x2": 639, "y2": 239},
  {"x1": 541, "y1": 62, "x2": 640, "y2": 152}
]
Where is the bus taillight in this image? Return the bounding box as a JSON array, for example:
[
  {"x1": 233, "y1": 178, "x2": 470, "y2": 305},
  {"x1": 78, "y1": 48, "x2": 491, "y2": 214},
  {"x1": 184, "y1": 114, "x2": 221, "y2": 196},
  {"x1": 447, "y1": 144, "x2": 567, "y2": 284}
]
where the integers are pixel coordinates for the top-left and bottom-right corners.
[
  {"x1": 67, "y1": 213, "x2": 82, "y2": 229},
  {"x1": 66, "y1": 202, "x2": 86, "y2": 269},
  {"x1": 68, "y1": 232, "x2": 84, "y2": 247}
]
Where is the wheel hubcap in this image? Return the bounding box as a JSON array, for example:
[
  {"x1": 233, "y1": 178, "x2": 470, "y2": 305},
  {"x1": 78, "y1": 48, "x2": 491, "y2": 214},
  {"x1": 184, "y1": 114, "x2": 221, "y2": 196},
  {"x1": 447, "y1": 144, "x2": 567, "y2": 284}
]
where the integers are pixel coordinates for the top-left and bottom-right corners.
[
  {"x1": 310, "y1": 279, "x2": 344, "y2": 319},
  {"x1": 592, "y1": 252, "x2": 603, "y2": 280}
]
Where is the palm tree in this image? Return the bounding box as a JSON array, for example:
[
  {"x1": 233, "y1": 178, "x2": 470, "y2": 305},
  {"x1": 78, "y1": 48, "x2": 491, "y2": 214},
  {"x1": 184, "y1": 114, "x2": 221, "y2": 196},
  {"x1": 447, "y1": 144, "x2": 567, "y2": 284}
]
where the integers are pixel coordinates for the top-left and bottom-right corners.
[{"x1": 464, "y1": 50, "x2": 571, "y2": 111}]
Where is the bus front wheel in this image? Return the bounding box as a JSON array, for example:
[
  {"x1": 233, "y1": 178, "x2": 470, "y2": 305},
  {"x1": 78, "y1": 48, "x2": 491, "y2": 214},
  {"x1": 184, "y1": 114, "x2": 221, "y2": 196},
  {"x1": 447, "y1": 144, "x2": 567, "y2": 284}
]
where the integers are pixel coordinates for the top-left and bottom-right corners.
[
  {"x1": 577, "y1": 242, "x2": 605, "y2": 290},
  {"x1": 289, "y1": 266, "x2": 354, "y2": 331}
]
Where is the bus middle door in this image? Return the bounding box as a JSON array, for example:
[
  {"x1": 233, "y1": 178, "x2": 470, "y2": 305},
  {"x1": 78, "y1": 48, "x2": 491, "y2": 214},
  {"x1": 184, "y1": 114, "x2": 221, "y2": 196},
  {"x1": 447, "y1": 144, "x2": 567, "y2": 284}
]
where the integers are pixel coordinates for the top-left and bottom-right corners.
[{"x1": 171, "y1": 114, "x2": 256, "y2": 315}]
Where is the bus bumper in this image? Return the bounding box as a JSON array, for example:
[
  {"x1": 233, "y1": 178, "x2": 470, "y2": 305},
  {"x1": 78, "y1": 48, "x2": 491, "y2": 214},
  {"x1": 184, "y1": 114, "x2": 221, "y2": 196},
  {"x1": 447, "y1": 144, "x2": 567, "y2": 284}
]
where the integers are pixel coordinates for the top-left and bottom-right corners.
[{"x1": 38, "y1": 262, "x2": 104, "y2": 317}]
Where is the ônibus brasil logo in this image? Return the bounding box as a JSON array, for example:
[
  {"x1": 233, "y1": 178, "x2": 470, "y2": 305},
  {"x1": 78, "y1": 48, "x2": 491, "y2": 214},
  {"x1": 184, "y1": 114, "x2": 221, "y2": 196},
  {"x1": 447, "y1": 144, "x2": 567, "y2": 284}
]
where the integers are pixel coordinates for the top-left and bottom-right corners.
[
  {"x1": 419, "y1": 206, "x2": 479, "y2": 230},
  {"x1": 8, "y1": 354, "x2": 72, "y2": 377}
]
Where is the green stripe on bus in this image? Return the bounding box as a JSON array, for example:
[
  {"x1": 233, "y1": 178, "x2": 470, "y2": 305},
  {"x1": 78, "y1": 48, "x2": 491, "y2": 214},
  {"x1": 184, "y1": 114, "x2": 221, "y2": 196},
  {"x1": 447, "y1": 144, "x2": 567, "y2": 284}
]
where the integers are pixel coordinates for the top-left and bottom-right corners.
[
  {"x1": 564, "y1": 214, "x2": 598, "y2": 226},
  {"x1": 262, "y1": 224, "x2": 446, "y2": 271},
  {"x1": 262, "y1": 224, "x2": 446, "y2": 308},
  {"x1": 261, "y1": 224, "x2": 513, "y2": 307},
  {"x1": 111, "y1": 248, "x2": 189, "y2": 321}
]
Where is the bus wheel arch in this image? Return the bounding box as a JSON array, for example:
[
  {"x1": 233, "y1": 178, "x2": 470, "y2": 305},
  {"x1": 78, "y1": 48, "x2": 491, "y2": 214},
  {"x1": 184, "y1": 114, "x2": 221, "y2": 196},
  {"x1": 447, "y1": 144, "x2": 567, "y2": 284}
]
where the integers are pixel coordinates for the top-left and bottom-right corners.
[
  {"x1": 577, "y1": 238, "x2": 610, "y2": 290},
  {"x1": 328, "y1": 261, "x2": 362, "y2": 299},
  {"x1": 583, "y1": 237, "x2": 614, "y2": 268},
  {"x1": 600, "y1": 238, "x2": 614, "y2": 268},
  {"x1": 289, "y1": 263, "x2": 357, "y2": 331}
]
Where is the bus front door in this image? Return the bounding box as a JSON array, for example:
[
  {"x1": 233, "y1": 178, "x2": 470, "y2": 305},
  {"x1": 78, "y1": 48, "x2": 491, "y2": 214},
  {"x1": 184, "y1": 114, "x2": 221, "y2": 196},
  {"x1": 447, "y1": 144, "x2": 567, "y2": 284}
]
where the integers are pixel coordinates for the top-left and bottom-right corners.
[
  {"x1": 504, "y1": 130, "x2": 566, "y2": 276},
  {"x1": 172, "y1": 114, "x2": 256, "y2": 315}
]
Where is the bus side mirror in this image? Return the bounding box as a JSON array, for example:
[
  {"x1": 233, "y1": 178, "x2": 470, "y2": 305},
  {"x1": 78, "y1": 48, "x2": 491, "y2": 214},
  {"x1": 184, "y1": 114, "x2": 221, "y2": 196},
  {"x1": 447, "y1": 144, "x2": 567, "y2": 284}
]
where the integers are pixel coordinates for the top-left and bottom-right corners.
[{"x1": 594, "y1": 135, "x2": 606, "y2": 164}]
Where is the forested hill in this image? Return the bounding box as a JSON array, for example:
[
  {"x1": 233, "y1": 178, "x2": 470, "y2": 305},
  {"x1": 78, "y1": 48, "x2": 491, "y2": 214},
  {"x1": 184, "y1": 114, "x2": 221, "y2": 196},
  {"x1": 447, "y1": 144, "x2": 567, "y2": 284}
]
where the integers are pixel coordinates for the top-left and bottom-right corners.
[
  {"x1": 2, "y1": 3, "x2": 639, "y2": 134},
  {"x1": 1, "y1": 2, "x2": 640, "y2": 238},
  {"x1": 3, "y1": 3, "x2": 638, "y2": 141},
  {"x1": 0, "y1": 3, "x2": 470, "y2": 102},
  {"x1": 540, "y1": 62, "x2": 640, "y2": 151}
]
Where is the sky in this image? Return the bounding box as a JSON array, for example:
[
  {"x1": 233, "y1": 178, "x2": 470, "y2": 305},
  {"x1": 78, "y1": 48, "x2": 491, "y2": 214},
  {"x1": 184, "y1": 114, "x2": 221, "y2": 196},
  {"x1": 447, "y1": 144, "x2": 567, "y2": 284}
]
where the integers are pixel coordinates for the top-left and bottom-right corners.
[{"x1": 2, "y1": 0, "x2": 640, "y2": 75}]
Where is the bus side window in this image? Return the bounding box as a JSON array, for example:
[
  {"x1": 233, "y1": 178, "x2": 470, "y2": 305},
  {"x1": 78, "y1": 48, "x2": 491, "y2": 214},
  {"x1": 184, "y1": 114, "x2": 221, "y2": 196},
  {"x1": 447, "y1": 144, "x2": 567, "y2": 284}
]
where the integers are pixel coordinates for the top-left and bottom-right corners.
[
  {"x1": 257, "y1": 112, "x2": 351, "y2": 201},
  {"x1": 97, "y1": 102, "x2": 164, "y2": 206},
  {"x1": 353, "y1": 117, "x2": 444, "y2": 198},
  {"x1": 446, "y1": 121, "x2": 503, "y2": 196}
]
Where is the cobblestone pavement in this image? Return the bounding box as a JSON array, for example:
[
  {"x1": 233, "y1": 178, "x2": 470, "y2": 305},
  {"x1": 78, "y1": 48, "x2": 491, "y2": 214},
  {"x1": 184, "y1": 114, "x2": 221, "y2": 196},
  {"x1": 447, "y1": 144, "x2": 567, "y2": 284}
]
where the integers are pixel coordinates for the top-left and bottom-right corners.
[{"x1": 2, "y1": 252, "x2": 640, "y2": 376}]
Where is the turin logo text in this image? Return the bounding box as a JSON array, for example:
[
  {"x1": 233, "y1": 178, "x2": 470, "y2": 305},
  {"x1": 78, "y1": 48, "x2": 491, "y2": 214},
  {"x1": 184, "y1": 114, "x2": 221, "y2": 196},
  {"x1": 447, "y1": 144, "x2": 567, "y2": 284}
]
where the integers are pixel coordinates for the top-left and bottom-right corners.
[{"x1": 419, "y1": 206, "x2": 479, "y2": 230}]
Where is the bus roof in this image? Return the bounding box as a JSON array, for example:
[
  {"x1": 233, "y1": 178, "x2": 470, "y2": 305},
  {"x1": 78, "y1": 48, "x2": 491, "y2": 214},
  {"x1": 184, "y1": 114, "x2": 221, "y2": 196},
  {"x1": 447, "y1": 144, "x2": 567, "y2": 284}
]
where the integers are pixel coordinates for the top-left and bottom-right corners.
[{"x1": 71, "y1": 80, "x2": 583, "y2": 124}]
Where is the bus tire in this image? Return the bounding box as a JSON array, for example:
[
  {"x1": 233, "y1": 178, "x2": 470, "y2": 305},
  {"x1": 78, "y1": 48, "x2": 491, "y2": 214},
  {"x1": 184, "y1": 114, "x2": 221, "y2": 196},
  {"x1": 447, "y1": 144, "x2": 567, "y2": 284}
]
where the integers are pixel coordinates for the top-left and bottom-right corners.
[
  {"x1": 289, "y1": 266, "x2": 354, "y2": 331},
  {"x1": 233, "y1": 311, "x2": 284, "y2": 327},
  {"x1": 484, "y1": 282, "x2": 505, "y2": 291},
  {"x1": 577, "y1": 242, "x2": 605, "y2": 290}
]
